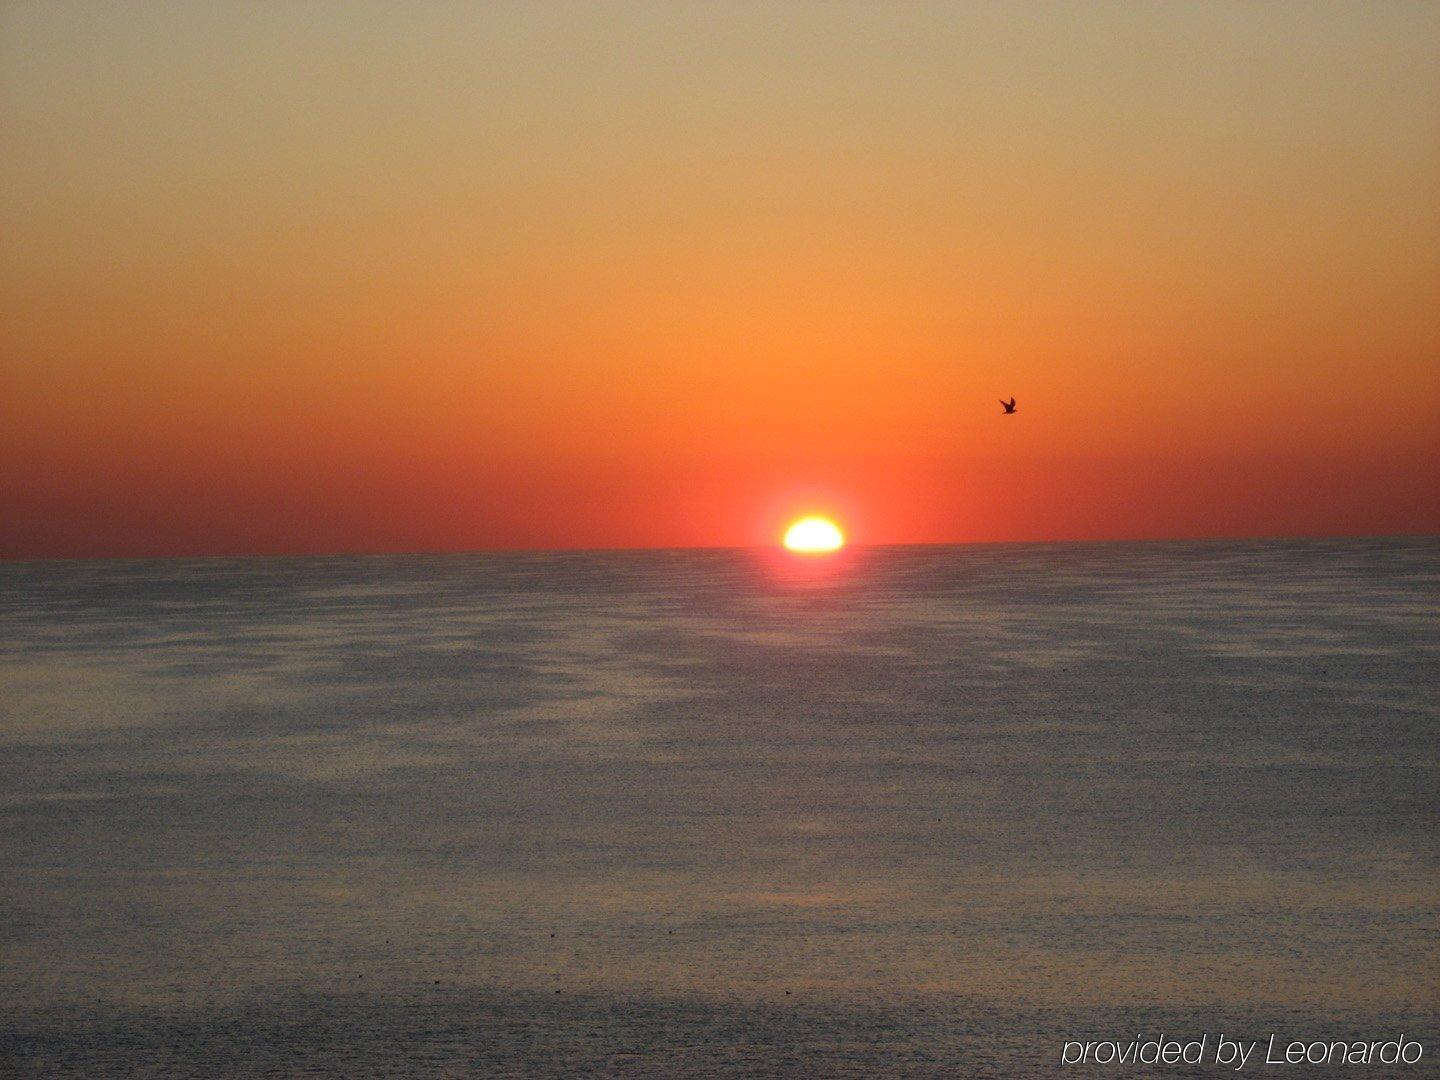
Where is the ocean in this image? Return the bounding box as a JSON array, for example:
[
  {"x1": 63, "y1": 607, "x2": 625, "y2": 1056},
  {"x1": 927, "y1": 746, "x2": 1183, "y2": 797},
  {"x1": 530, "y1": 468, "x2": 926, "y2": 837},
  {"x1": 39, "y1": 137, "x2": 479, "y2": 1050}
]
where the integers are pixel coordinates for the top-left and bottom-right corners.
[{"x1": 1, "y1": 537, "x2": 1435, "y2": 1076}]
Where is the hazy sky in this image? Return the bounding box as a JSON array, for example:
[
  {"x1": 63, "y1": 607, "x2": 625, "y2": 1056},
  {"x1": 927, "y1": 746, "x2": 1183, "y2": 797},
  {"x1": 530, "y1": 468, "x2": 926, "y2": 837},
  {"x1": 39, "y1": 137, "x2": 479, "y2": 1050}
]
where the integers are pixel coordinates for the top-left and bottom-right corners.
[{"x1": 3, "y1": 1, "x2": 1437, "y2": 556}]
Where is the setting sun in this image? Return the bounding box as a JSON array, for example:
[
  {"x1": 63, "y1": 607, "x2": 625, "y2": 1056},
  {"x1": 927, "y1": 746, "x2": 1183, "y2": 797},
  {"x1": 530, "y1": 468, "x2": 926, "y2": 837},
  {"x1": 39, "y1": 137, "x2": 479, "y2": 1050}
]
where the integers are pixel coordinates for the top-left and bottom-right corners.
[{"x1": 783, "y1": 517, "x2": 845, "y2": 553}]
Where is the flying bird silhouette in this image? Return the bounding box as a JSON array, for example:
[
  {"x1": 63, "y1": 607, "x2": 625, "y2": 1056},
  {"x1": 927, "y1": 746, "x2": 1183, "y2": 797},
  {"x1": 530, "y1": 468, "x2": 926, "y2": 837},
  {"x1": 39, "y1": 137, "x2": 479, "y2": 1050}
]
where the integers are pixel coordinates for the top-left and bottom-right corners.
[{"x1": 1000, "y1": 397, "x2": 1017, "y2": 414}]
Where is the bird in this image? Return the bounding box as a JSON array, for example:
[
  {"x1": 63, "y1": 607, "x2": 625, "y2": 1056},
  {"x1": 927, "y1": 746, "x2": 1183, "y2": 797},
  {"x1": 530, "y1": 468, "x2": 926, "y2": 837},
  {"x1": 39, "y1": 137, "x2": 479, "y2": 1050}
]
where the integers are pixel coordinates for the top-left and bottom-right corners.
[{"x1": 1000, "y1": 397, "x2": 1017, "y2": 414}]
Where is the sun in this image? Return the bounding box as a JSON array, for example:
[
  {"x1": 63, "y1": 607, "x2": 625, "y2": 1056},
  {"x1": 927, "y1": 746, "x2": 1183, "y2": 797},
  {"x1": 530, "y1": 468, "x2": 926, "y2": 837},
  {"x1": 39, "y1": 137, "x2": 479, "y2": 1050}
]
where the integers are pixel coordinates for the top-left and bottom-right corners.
[{"x1": 783, "y1": 516, "x2": 845, "y2": 553}]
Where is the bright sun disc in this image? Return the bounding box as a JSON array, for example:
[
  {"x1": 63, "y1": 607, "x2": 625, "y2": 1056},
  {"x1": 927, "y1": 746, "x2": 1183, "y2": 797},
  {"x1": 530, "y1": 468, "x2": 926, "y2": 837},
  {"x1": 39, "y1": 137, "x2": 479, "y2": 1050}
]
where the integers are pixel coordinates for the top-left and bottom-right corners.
[{"x1": 783, "y1": 516, "x2": 845, "y2": 553}]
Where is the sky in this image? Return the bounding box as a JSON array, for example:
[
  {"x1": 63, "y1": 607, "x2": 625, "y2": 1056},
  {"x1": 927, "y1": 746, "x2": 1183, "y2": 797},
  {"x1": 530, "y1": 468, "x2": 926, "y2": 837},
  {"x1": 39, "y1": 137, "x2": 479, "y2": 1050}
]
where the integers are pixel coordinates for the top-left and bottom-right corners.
[{"x1": 2, "y1": 1, "x2": 1437, "y2": 557}]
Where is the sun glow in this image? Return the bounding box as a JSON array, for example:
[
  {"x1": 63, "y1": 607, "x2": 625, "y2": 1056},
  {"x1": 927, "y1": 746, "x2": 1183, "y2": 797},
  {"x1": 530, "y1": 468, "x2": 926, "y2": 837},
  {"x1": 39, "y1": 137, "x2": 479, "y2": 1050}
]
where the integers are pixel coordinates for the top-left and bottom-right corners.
[{"x1": 783, "y1": 516, "x2": 845, "y2": 553}]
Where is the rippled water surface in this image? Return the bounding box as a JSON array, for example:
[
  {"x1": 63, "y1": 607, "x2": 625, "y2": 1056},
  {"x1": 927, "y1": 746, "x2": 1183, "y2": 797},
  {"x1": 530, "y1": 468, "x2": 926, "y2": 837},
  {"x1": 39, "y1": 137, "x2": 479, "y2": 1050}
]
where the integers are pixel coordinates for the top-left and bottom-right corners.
[{"x1": 1, "y1": 538, "x2": 1436, "y2": 1076}]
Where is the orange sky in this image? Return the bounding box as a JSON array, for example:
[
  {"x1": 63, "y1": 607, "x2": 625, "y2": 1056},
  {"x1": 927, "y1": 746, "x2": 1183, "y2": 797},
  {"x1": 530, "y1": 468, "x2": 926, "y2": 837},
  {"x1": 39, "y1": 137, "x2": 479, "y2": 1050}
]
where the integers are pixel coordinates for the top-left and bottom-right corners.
[{"x1": 2, "y1": 2, "x2": 1438, "y2": 557}]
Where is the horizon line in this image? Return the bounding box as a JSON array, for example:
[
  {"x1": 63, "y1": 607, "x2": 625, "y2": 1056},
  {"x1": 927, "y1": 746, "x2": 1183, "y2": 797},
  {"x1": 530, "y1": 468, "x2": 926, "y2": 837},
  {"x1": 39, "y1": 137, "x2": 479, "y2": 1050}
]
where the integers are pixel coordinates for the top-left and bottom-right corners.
[{"x1": 1, "y1": 529, "x2": 1435, "y2": 567}]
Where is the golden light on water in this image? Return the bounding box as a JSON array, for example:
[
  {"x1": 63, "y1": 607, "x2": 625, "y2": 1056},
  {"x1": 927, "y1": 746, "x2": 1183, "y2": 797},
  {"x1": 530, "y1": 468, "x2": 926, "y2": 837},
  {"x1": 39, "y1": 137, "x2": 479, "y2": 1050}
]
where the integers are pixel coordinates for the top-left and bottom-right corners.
[{"x1": 783, "y1": 517, "x2": 845, "y2": 553}]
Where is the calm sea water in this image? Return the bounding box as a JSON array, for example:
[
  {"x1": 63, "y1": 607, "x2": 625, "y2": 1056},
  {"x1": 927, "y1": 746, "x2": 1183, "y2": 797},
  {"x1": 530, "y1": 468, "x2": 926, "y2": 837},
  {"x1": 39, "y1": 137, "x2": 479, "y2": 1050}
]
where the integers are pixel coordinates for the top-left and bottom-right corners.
[{"x1": 1, "y1": 538, "x2": 1436, "y2": 1077}]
